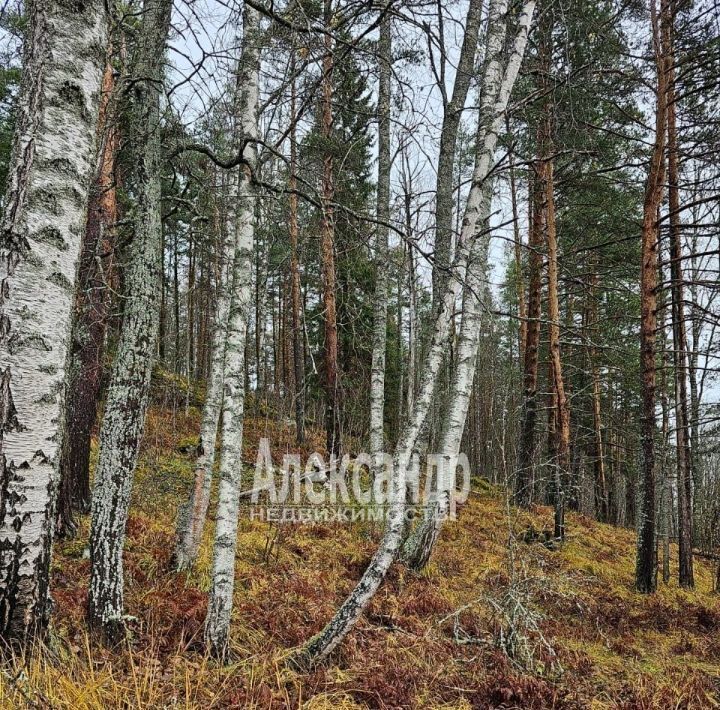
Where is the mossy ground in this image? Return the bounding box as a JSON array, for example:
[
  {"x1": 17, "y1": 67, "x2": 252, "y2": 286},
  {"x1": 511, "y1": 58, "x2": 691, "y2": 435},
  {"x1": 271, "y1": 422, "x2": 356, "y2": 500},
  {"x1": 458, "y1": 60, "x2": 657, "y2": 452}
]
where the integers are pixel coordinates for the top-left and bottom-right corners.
[{"x1": 1, "y1": 405, "x2": 718, "y2": 708}]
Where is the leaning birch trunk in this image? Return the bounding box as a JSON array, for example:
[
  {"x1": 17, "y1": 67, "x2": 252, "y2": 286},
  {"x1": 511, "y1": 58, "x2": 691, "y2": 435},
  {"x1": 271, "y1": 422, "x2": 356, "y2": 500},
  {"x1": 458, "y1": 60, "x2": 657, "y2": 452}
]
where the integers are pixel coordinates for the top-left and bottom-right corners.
[
  {"x1": 423, "y1": 0, "x2": 484, "y2": 458},
  {"x1": 369, "y1": 15, "x2": 392, "y2": 468},
  {"x1": 291, "y1": 0, "x2": 535, "y2": 669},
  {"x1": 173, "y1": 195, "x2": 235, "y2": 571},
  {"x1": 401, "y1": 188, "x2": 493, "y2": 572},
  {"x1": 88, "y1": 0, "x2": 172, "y2": 642},
  {"x1": 431, "y1": 0, "x2": 484, "y2": 304},
  {"x1": 204, "y1": 3, "x2": 261, "y2": 659},
  {"x1": 0, "y1": 0, "x2": 106, "y2": 644}
]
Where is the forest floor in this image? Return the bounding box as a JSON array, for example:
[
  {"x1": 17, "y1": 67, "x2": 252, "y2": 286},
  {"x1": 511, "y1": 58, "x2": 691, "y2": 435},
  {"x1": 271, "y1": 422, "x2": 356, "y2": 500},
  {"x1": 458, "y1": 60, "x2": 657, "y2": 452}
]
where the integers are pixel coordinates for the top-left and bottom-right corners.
[{"x1": 1, "y1": 401, "x2": 719, "y2": 709}]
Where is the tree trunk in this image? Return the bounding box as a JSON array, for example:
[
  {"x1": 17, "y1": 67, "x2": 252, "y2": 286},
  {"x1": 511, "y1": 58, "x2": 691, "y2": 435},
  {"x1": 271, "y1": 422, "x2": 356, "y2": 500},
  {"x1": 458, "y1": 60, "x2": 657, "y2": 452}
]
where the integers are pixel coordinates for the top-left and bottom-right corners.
[
  {"x1": 658, "y1": 294, "x2": 672, "y2": 584},
  {"x1": 401, "y1": 183, "x2": 493, "y2": 572},
  {"x1": 291, "y1": 0, "x2": 535, "y2": 668},
  {"x1": 533, "y1": 5, "x2": 569, "y2": 538},
  {"x1": 431, "y1": 0, "x2": 484, "y2": 306},
  {"x1": 88, "y1": 0, "x2": 172, "y2": 641},
  {"x1": 320, "y1": 0, "x2": 341, "y2": 458},
  {"x1": 56, "y1": 59, "x2": 119, "y2": 538},
  {"x1": 369, "y1": 15, "x2": 392, "y2": 468},
  {"x1": 173, "y1": 190, "x2": 235, "y2": 572},
  {"x1": 289, "y1": 64, "x2": 305, "y2": 444},
  {"x1": 187, "y1": 231, "x2": 196, "y2": 386},
  {"x1": 402, "y1": 157, "x2": 418, "y2": 417},
  {"x1": 588, "y1": 279, "x2": 609, "y2": 522},
  {"x1": 516, "y1": 171, "x2": 543, "y2": 507},
  {"x1": 508, "y1": 129, "x2": 527, "y2": 361},
  {"x1": 664, "y1": 1, "x2": 694, "y2": 589},
  {"x1": 204, "y1": 3, "x2": 260, "y2": 659},
  {"x1": 173, "y1": 230, "x2": 181, "y2": 374},
  {"x1": 636, "y1": 0, "x2": 667, "y2": 595},
  {"x1": 544, "y1": 157, "x2": 570, "y2": 540},
  {"x1": 0, "y1": 0, "x2": 106, "y2": 646}
]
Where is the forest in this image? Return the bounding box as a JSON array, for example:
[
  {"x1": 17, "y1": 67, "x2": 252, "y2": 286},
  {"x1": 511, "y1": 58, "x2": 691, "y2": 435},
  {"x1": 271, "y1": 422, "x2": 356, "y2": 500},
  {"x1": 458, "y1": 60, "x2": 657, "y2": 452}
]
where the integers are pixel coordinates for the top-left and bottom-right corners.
[{"x1": 0, "y1": 0, "x2": 718, "y2": 706}]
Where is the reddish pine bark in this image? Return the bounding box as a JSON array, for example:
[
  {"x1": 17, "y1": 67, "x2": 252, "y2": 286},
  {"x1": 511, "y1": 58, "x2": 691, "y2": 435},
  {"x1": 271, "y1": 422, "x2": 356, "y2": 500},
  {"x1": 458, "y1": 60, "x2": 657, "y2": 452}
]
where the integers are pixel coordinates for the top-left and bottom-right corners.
[{"x1": 57, "y1": 60, "x2": 118, "y2": 537}]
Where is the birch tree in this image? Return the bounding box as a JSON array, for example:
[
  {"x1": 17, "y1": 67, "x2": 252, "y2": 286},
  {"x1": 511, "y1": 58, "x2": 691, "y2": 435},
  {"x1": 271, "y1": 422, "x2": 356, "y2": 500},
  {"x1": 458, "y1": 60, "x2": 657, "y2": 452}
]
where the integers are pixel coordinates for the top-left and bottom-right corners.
[
  {"x1": 369, "y1": 14, "x2": 392, "y2": 467},
  {"x1": 173, "y1": 189, "x2": 234, "y2": 571},
  {"x1": 291, "y1": 0, "x2": 536, "y2": 668},
  {"x1": 430, "y1": 0, "x2": 484, "y2": 305},
  {"x1": 88, "y1": 0, "x2": 173, "y2": 641},
  {"x1": 204, "y1": 2, "x2": 261, "y2": 658},
  {"x1": 0, "y1": 0, "x2": 107, "y2": 644},
  {"x1": 424, "y1": 0, "x2": 484, "y2": 454},
  {"x1": 402, "y1": 185, "x2": 494, "y2": 571}
]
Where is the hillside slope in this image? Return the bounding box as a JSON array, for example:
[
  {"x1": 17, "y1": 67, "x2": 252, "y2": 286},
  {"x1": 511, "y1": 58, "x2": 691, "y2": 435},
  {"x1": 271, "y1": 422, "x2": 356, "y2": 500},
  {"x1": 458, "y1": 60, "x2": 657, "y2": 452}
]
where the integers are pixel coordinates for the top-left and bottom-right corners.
[{"x1": 2, "y1": 406, "x2": 719, "y2": 709}]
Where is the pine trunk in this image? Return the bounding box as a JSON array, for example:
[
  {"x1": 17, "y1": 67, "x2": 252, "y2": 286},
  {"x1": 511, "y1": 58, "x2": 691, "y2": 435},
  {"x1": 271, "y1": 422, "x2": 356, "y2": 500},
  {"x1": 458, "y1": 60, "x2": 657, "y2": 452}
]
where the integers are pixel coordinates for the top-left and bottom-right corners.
[
  {"x1": 664, "y1": 3, "x2": 694, "y2": 589},
  {"x1": 56, "y1": 59, "x2": 118, "y2": 538},
  {"x1": 585, "y1": 269, "x2": 609, "y2": 521},
  {"x1": 516, "y1": 171, "x2": 543, "y2": 506},
  {"x1": 321, "y1": 0, "x2": 341, "y2": 458},
  {"x1": 508, "y1": 135, "x2": 527, "y2": 360},
  {"x1": 289, "y1": 69, "x2": 305, "y2": 445},
  {"x1": 636, "y1": 0, "x2": 667, "y2": 594},
  {"x1": 544, "y1": 157, "x2": 570, "y2": 540}
]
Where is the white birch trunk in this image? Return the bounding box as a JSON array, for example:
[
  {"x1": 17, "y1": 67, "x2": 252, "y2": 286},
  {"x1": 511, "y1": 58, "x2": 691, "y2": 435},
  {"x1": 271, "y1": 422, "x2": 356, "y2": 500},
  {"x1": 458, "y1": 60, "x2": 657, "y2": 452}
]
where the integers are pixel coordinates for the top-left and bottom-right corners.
[
  {"x1": 402, "y1": 0, "x2": 537, "y2": 571},
  {"x1": 87, "y1": 0, "x2": 173, "y2": 642},
  {"x1": 173, "y1": 204, "x2": 235, "y2": 571},
  {"x1": 402, "y1": 194, "x2": 492, "y2": 570},
  {"x1": 369, "y1": 16, "x2": 392, "y2": 468},
  {"x1": 293, "y1": 0, "x2": 535, "y2": 668},
  {"x1": 431, "y1": 0, "x2": 484, "y2": 304},
  {"x1": 0, "y1": 0, "x2": 106, "y2": 643},
  {"x1": 204, "y1": 3, "x2": 261, "y2": 659}
]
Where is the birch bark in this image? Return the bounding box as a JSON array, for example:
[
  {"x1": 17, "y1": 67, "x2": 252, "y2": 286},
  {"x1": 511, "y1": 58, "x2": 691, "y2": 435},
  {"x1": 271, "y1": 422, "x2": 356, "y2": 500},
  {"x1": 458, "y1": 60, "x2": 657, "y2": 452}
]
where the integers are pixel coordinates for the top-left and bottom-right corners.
[
  {"x1": 0, "y1": 0, "x2": 106, "y2": 643},
  {"x1": 88, "y1": 0, "x2": 173, "y2": 641},
  {"x1": 431, "y1": 0, "x2": 484, "y2": 306},
  {"x1": 173, "y1": 186, "x2": 235, "y2": 571},
  {"x1": 401, "y1": 185, "x2": 493, "y2": 571},
  {"x1": 204, "y1": 3, "x2": 261, "y2": 659},
  {"x1": 292, "y1": 0, "x2": 535, "y2": 667},
  {"x1": 369, "y1": 15, "x2": 392, "y2": 468}
]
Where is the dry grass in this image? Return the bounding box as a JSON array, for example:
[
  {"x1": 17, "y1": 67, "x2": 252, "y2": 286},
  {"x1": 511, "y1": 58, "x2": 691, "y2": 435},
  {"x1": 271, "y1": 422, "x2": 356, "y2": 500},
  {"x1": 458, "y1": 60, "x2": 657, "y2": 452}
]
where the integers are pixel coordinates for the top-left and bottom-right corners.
[{"x1": 1, "y1": 405, "x2": 719, "y2": 708}]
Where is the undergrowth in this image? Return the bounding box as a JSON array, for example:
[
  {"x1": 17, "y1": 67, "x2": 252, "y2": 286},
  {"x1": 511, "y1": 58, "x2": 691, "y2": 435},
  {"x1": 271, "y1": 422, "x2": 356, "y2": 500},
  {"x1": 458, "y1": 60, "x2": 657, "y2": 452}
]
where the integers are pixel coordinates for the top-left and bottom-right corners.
[{"x1": 1, "y1": 405, "x2": 718, "y2": 708}]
